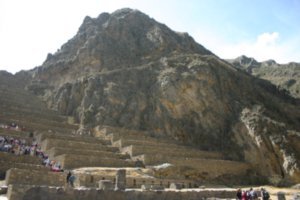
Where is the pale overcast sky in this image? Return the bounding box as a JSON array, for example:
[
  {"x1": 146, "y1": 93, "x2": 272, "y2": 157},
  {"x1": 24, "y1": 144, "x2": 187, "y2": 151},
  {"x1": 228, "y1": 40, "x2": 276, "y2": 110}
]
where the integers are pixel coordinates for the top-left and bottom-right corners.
[{"x1": 0, "y1": 0, "x2": 299, "y2": 73}]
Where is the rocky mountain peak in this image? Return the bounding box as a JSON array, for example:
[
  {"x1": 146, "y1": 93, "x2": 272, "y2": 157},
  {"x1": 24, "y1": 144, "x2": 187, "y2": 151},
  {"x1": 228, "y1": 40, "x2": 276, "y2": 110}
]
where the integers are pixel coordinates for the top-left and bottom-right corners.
[
  {"x1": 228, "y1": 55, "x2": 300, "y2": 99},
  {"x1": 0, "y1": 70, "x2": 12, "y2": 76},
  {"x1": 38, "y1": 8, "x2": 212, "y2": 85},
  {"x1": 262, "y1": 59, "x2": 277, "y2": 66},
  {"x1": 232, "y1": 55, "x2": 258, "y2": 67}
]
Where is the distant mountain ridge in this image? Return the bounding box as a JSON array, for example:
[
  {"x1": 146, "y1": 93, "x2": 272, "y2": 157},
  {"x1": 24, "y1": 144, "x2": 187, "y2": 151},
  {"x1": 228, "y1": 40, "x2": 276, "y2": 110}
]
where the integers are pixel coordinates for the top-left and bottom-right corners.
[
  {"x1": 227, "y1": 55, "x2": 300, "y2": 99},
  {"x1": 5, "y1": 8, "x2": 300, "y2": 184}
]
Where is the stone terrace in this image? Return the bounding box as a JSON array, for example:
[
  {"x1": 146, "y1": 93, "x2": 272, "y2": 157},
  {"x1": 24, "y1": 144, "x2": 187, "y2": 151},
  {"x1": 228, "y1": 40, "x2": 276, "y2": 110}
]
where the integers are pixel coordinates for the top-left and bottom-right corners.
[
  {"x1": 0, "y1": 81, "x2": 252, "y2": 199},
  {"x1": 0, "y1": 85, "x2": 76, "y2": 133},
  {"x1": 95, "y1": 126, "x2": 252, "y2": 181}
]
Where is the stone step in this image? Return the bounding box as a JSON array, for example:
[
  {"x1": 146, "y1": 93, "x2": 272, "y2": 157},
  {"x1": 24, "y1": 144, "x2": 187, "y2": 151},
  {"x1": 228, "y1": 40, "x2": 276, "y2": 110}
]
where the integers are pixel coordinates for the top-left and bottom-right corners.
[
  {"x1": 93, "y1": 126, "x2": 152, "y2": 138},
  {"x1": 5, "y1": 168, "x2": 65, "y2": 187},
  {"x1": 0, "y1": 87, "x2": 43, "y2": 98},
  {"x1": 113, "y1": 139, "x2": 193, "y2": 149},
  {"x1": 0, "y1": 105, "x2": 66, "y2": 122},
  {"x1": 0, "y1": 92, "x2": 45, "y2": 104},
  {"x1": 0, "y1": 161, "x2": 48, "y2": 175},
  {"x1": 54, "y1": 154, "x2": 135, "y2": 169},
  {"x1": 0, "y1": 86, "x2": 35, "y2": 96},
  {"x1": 0, "y1": 152, "x2": 41, "y2": 165},
  {"x1": 41, "y1": 138, "x2": 118, "y2": 152},
  {"x1": 155, "y1": 158, "x2": 251, "y2": 179},
  {"x1": 0, "y1": 128, "x2": 33, "y2": 139},
  {"x1": 0, "y1": 113, "x2": 75, "y2": 130},
  {"x1": 0, "y1": 102, "x2": 50, "y2": 115},
  {"x1": 0, "y1": 96, "x2": 61, "y2": 114},
  {"x1": 99, "y1": 126, "x2": 156, "y2": 136},
  {"x1": 121, "y1": 144, "x2": 222, "y2": 159},
  {"x1": 109, "y1": 133, "x2": 145, "y2": 142},
  {"x1": 45, "y1": 147, "x2": 130, "y2": 160},
  {"x1": 0, "y1": 117, "x2": 76, "y2": 133},
  {"x1": 131, "y1": 151, "x2": 223, "y2": 165},
  {"x1": 36, "y1": 133, "x2": 110, "y2": 146},
  {"x1": 0, "y1": 95, "x2": 47, "y2": 111},
  {"x1": 108, "y1": 130, "x2": 182, "y2": 144},
  {"x1": 131, "y1": 153, "x2": 251, "y2": 174}
]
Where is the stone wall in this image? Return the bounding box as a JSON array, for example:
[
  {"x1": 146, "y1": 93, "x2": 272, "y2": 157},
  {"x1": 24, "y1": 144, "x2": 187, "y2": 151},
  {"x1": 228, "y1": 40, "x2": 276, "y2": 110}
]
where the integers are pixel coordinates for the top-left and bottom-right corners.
[
  {"x1": 135, "y1": 152, "x2": 224, "y2": 165},
  {"x1": 165, "y1": 158, "x2": 250, "y2": 177},
  {"x1": 0, "y1": 161, "x2": 47, "y2": 174},
  {"x1": 0, "y1": 128, "x2": 32, "y2": 137},
  {"x1": 75, "y1": 173, "x2": 196, "y2": 189},
  {"x1": 0, "y1": 152, "x2": 41, "y2": 164},
  {"x1": 7, "y1": 184, "x2": 33, "y2": 200},
  {"x1": 94, "y1": 126, "x2": 148, "y2": 138},
  {"x1": 114, "y1": 139, "x2": 186, "y2": 149},
  {"x1": 36, "y1": 133, "x2": 109, "y2": 145},
  {"x1": 122, "y1": 145, "x2": 221, "y2": 158},
  {"x1": 41, "y1": 138, "x2": 118, "y2": 152},
  {"x1": 54, "y1": 154, "x2": 135, "y2": 169},
  {"x1": 5, "y1": 168, "x2": 65, "y2": 186},
  {"x1": 46, "y1": 147, "x2": 128, "y2": 160},
  {"x1": 8, "y1": 184, "x2": 237, "y2": 200}
]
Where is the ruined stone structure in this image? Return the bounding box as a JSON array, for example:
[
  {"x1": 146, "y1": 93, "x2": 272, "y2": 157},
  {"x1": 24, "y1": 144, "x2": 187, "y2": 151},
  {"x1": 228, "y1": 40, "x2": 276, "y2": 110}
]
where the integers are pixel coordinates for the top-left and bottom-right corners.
[{"x1": 0, "y1": 69, "x2": 253, "y2": 199}]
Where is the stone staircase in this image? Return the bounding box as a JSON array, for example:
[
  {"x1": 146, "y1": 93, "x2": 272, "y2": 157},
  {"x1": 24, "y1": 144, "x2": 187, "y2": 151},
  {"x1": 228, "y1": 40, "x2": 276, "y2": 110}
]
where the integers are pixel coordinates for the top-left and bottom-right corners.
[
  {"x1": 95, "y1": 126, "x2": 252, "y2": 181},
  {"x1": 0, "y1": 85, "x2": 76, "y2": 133}
]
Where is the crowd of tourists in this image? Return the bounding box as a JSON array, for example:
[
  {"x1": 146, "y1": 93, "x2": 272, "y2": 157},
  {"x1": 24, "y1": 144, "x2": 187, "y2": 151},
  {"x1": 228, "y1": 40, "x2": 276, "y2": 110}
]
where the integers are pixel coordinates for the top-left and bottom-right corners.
[
  {"x1": 0, "y1": 121, "x2": 77, "y2": 188},
  {"x1": 0, "y1": 135, "x2": 33, "y2": 155},
  {"x1": 0, "y1": 122, "x2": 26, "y2": 132},
  {"x1": 236, "y1": 188, "x2": 270, "y2": 200},
  {"x1": 0, "y1": 134, "x2": 63, "y2": 173}
]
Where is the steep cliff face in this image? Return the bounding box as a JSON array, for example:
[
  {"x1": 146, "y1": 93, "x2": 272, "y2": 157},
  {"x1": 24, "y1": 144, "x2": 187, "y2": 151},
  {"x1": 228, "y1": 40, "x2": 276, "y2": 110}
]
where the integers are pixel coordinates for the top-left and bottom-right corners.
[
  {"x1": 24, "y1": 8, "x2": 300, "y2": 184},
  {"x1": 228, "y1": 55, "x2": 300, "y2": 99}
]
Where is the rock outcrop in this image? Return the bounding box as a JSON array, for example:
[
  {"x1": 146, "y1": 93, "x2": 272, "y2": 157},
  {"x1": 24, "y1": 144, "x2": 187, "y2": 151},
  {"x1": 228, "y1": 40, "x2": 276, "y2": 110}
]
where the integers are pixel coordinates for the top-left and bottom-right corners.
[
  {"x1": 10, "y1": 8, "x2": 300, "y2": 184},
  {"x1": 228, "y1": 55, "x2": 300, "y2": 99}
]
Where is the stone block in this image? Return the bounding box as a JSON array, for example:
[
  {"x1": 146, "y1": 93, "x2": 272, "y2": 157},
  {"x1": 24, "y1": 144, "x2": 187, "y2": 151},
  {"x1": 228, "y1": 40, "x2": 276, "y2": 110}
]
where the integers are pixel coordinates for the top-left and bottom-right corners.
[
  {"x1": 141, "y1": 184, "x2": 151, "y2": 191},
  {"x1": 54, "y1": 154, "x2": 135, "y2": 169},
  {"x1": 0, "y1": 152, "x2": 41, "y2": 165},
  {"x1": 99, "y1": 180, "x2": 114, "y2": 190},
  {"x1": 150, "y1": 185, "x2": 164, "y2": 190},
  {"x1": 277, "y1": 192, "x2": 286, "y2": 200},
  {"x1": 41, "y1": 138, "x2": 118, "y2": 152},
  {"x1": 169, "y1": 183, "x2": 182, "y2": 190},
  {"x1": 115, "y1": 169, "x2": 126, "y2": 190},
  {"x1": 0, "y1": 186, "x2": 8, "y2": 195},
  {"x1": 0, "y1": 161, "x2": 47, "y2": 174},
  {"x1": 5, "y1": 168, "x2": 65, "y2": 187},
  {"x1": 46, "y1": 147, "x2": 127, "y2": 160}
]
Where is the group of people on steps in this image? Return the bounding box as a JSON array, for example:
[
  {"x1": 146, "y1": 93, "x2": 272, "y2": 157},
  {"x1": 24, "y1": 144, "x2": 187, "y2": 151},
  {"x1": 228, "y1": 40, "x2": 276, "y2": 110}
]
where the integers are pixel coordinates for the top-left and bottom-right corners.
[
  {"x1": 237, "y1": 188, "x2": 270, "y2": 200},
  {"x1": 1, "y1": 122, "x2": 78, "y2": 187}
]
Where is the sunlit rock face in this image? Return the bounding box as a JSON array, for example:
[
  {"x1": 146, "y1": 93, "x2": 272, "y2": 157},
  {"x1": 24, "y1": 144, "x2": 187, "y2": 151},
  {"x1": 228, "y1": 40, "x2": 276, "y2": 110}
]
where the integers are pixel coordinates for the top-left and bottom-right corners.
[{"x1": 21, "y1": 8, "x2": 300, "y2": 184}]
